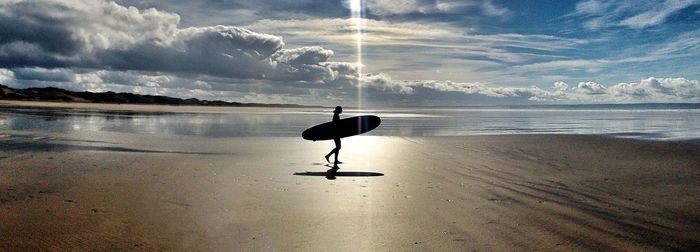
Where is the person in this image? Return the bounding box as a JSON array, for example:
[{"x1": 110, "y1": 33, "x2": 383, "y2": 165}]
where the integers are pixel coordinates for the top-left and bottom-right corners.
[{"x1": 324, "y1": 106, "x2": 343, "y2": 165}]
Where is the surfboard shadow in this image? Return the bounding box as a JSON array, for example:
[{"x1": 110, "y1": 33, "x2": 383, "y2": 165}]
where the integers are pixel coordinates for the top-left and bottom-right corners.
[
  {"x1": 294, "y1": 171, "x2": 384, "y2": 177},
  {"x1": 293, "y1": 170, "x2": 384, "y2": 180}
]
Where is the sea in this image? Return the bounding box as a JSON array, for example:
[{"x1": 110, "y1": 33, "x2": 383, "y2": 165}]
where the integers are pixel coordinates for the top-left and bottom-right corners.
[{"x1": 1, "y1": 104, "x2": 700, "y2": 141}]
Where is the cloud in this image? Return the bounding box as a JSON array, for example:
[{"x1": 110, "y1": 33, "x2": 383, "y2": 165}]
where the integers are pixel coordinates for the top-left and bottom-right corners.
[
  {"x1": 360, "y1": 78, "x2": 561, "y2": 102},
  {"x1": 574, "y1": 81, "x2": 607, "y2": 94},
  {"x1": 575, "y1": 0, "x2": 605, "y2": 14},
  {"x1": 553, "y1": 81, "x2": 569, "y2": 91},
  {"x1": 113, "y1": 0, "x2": 349, "y2": 27},
  {"x1": 369, "y1": 77, "x2": 700, "y2": 104},
  {"x1": 272, "y1": 46, "x2": 333, "y2": 65},
  {"x1": 511, "y1": 59, "x2": 608, "y2": 73},
  {"x1": 6, "y1": 67, "x2": 211, "y2": 92},
  {"x1": 361, "y1": 73, "x2": 415, "y2": 94},
  {"x1": 1, "y1": 0, "x2": 697, "y2": 105},
  {"x1": 365, "y1": 0, "x2": 510, "y2": 17},
  {"x1": 12, "y1": 68, "x2": 76, "y2": 83},
  {"x1": 569, "y1": 0, "x2": 699, "y2": 30},
  {"x1": 652, "y1": 29, "x2": 700, "y2": 56},
  {"x1": 246, "y1": 18, "x2": 589, "y2": 80},
  {"x1": 619, "y1": 0, "x2": 698, "y2": 28},
  {"x1": 0, "y1": 68, "x2": 14, "y2": 84},
  {"x1": 608, "y1": 77, "x2": 700, "y2": 99},
  {"x1": 4, "y1": 66, "x2": 700, "y2": 104},
  {"x1": 510, "y1": 27, "x2": 700, "y2": 79},
  {"x1": 537, "y1": 78, "x2": 700, "y2": 102},
  {"x1": 1, "y1": 66, "x2": 340, "y2": 106},
  {"x1": 479, "y1": 0, "x2": 511, "y2": 17},
  {"x1": 366, "y1": 0, "x2": 424, "y2": 15},
  {"x1": 0, "y1": 0, "x2": 353, "y2": 85}
]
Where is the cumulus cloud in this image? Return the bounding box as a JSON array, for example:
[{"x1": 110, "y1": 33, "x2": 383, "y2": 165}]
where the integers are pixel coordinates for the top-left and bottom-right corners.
[
  {"x1": 364, "y1": 77, "x2": 700, "y2": 104},
  {"x1": 530, "y1": 78, "x2": 700, "y2": 103},
  {"x1": 6, "y1": 67, "x2": 212, "y2": 92},
  {"x1": 3, "y1": 65, "x2": 700, "y2": 104},
  {"x1": 0, "y1": 68, "x2": 14, "y2": 83},
  {"x1": 608, "y1": 77, "x2": 700, "y2": 100},
  {"x1": 361, "y1": 73, "x2": 415, "y2": 94},
  {"x1": 0, "y1": 0, "x2": 180, "y2": 55},
  {"x1": 553, "y1": 81, "x2": 569, "y2": 91},
  {"x1": 574, "y1": 81, "x2": 607, "y2": 94},
  {"x1": 0, "y1": 0, "x2": 351, "y2": 85},
  {"x1": 360, "y1": 78, "x2": 565, "y2": 102}
]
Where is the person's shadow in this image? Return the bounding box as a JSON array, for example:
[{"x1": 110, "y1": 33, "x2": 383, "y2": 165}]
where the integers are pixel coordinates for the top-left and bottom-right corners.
[{"x1": 293, "y1": 164, "x2": 384, "y2": 180}]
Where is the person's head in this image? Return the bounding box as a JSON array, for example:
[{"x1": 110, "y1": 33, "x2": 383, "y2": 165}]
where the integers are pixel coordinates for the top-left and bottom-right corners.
[{"x1": 334, "y1": 106, "x2": 343, "y2": 114}]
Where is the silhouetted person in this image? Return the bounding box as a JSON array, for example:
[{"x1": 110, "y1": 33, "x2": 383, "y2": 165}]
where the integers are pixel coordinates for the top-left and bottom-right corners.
[{"x1": 324, "y1": 106, "x2": 343, "y2": 165}]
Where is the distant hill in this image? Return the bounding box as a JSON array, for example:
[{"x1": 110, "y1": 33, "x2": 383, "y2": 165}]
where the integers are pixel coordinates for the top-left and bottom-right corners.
[{"x1": 0, "y1": 84, "x2": 317, "y2": 108}]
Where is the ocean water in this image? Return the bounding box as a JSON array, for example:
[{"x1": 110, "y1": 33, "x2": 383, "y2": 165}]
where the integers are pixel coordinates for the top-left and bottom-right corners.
[{"x1": 1, "y1": 105, "x2": 699, "y2": 141}]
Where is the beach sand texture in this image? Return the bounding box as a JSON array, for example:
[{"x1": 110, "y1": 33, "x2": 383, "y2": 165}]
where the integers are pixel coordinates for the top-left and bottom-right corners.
[{"x1": 1, "y1": 130, "x2": 698, "y2": 251}]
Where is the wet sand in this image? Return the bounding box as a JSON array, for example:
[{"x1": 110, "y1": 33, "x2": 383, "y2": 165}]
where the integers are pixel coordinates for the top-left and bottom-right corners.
[{"x1": 1, "y1": 130, "x2": 698, "y2": 251}]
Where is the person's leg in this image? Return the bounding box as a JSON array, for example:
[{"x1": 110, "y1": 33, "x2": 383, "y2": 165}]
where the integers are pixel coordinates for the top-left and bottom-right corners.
[
  {"x1": 325, "y1": 149, "x2": 333, "y2": 163},
  {"x1": 333, "y1": 138, "x2": 341, "y2": 163},
  {"x1": 325, "y1": 139, "x2": 340, "y2": 163}
]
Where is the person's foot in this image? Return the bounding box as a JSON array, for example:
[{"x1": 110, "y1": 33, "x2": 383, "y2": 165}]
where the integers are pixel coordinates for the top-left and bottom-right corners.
[
  {"x1": 324, "y1": 155, "x2": 330, "y2": 163},
  {"x1": 335, "y1": 161, "x2": 343, "y2": 164}
]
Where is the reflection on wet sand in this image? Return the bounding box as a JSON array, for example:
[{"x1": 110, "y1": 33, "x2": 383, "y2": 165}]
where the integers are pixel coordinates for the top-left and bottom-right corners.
[
  {"x1": 1, "y1": 106, "x2": 700, "y2": 139},
  {"x1": 1, "y1": 134, "x2": 698, "y2": 250}
]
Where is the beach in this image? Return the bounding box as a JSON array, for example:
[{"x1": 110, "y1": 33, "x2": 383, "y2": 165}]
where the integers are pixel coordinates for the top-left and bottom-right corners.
[
  {"x1": 1, "y1": 112, "x2": 698, "y2": 251},
  {"x1": 3, "y1": 0, "x2": 700, "y2": 250}
]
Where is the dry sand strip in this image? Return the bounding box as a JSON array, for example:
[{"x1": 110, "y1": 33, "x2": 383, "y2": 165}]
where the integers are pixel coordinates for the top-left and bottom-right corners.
[{"x1": 1, "y1": 134, "x2": 698, "y2": 251}]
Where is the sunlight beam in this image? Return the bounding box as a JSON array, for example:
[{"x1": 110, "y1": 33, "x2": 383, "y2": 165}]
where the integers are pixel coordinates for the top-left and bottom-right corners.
[{"x1": 350, "y1": 0, "x2": 363, "y2": 110}]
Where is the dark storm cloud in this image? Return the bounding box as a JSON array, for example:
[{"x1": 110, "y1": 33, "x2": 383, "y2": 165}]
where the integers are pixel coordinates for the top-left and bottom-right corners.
[
  {"x1": 0, "y1": 0, "x2": 350, "y2": 85},
  {"x1": 0, "y1": 0, "x2": 95, "y2": 53},
  {"x1": 12, "y1": 67, "x2": 75, "y2": 82}
]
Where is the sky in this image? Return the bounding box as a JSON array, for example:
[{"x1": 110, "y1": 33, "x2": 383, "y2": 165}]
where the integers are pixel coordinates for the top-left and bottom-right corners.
[{"x1": 1, "y1": 0, "x2": 699, "y2": 106}]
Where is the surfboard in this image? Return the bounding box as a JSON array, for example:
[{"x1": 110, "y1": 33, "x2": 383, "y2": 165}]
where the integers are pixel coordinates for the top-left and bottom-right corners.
[{"x1": 302, "y1": 115, "x2": 381, "y2": 141}]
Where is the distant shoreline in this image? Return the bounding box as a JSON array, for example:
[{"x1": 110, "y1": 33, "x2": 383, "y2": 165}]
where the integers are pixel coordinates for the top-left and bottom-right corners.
[
  {"x1": 0, "y1": 84, "x2": 322, "y2": 109},
  {"x1": 0, "y1": 100, "x2": 321, "y2": 113}
]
